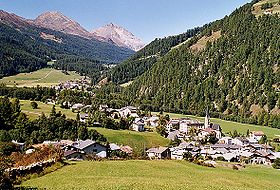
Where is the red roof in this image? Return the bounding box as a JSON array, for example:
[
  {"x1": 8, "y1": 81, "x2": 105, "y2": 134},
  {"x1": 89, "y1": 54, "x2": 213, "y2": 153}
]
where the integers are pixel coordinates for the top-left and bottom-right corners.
[{"x1": 252, "y1": 131, "x2": 265, "y2": 136}]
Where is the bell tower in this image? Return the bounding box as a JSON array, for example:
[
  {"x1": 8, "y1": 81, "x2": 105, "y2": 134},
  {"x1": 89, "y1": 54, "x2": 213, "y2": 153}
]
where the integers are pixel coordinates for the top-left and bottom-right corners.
[{"x1": 204, "y1": 107, "x2": 210, "y2": 129}]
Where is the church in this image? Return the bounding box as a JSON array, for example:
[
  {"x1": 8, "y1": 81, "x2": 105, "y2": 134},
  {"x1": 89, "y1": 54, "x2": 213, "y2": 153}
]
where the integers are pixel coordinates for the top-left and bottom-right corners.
[{"x1": 203, "y1": 108, "x2": 222, "y2": 139}]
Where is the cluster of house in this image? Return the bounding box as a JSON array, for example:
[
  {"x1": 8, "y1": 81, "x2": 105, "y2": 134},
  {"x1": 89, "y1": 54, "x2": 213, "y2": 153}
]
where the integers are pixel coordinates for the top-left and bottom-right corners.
[
  {"x1": 146, "y1": 111, "x2": 280, "y2": 166},
  {"x1": 146, "y1": 133, "x2": 280, "y2": 166},
  {"x1": 54, "y1": 78, "x2": 91, "y2": 91},
  {"x1": 98, "y1": 105, "x2": 224, "y2": 138},
  {"x1": 99, "y1": 105, "x2": 160, "y2": 131},
  {"x1": 18, "y1": 140, "x2": 133, "y2": 160},
  {"x1": 166, "y1": 110, "x2": 222, "y2": 142}
]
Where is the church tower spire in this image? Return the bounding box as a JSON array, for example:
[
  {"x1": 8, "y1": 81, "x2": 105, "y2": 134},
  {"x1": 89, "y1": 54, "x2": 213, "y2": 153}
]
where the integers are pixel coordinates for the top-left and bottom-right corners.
[{"x1": 204, "y1": 106, "x2": 210, "y2": 129}]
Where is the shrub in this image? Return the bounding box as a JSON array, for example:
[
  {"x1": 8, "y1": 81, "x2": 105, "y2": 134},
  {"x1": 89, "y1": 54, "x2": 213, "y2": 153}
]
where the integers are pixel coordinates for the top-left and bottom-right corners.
[
  {"x1": 272, "y1": 158, "x2": 280, "y2": 169},
  {"x1": 30, "y1": 101, "x2": 38, "y2": 109}
]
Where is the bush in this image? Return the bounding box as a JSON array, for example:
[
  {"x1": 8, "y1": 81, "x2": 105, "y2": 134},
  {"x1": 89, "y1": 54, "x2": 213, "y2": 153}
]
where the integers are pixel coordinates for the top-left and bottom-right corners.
[
  {"x1": 272, "y1": 158, "x2": 280, "y2": 169},
  {"x1": 216, "y1": 156, "x2": 226, "y2": 161},
  {"x1": 30, "y1": 101, "x2": 38, "y2": 109}
]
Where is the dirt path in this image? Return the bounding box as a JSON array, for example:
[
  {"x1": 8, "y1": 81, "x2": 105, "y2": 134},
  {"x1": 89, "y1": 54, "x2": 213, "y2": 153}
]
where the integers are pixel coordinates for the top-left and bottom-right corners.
[{"x1": 33, "y1": 69, "x2": 54, "y2": 82}]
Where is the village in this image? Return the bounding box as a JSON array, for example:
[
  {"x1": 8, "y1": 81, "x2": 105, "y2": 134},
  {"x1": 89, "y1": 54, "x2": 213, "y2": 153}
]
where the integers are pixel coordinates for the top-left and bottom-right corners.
[{"x1": 11, "y1": 104, "x2": 280, "y2": 168}]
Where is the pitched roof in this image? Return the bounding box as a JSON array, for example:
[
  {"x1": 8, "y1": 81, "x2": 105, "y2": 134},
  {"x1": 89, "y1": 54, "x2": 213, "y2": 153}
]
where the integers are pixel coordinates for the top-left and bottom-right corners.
[
  {"x1": 74, "y1": 139, "x2": 96, "y2": 150},
  {"x1": 64, "y1": 150, "x2": 84, "y2": 157},
  {"x1": 210, "y1": 144, "x2": 241, "y2": 150},
  {"x1": 235, "y1": 137, "x2": 249, "y2": 143},
  {"x1": 110, "y1": 143, "x2": 120, "y2": 150},
  {"x1": 120, "y1": 146, "x2": 133, "y2": 154},
  {"x1": 202, "y1": 128, "x2": 215, "y2": 133},
  {"x1": 251, "y1": 131, "x2": 265, "y2": 136},
  {"x1": 210, "y1": 123, "x2": 221, "y2": 131},
  {"x1": 255, "y1": 150, "x2": 270, "y2": 157},
  {"x1": 119, "y1": 106, "x2": 138, "y2": 112},
  {"x1": 146, "y1": 147, "x2": 169, "y2": 154},
  {"x1": 167, "y1": 130, "x2": 180, "y2": 140}
]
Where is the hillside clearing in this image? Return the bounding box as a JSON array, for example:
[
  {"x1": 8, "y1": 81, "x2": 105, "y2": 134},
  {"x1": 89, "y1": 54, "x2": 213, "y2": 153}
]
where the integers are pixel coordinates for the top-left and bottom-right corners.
[
  {"x1": 190, "y1": 30, "x2": 221, "y2": 52},
  {"x1": 0, "y1": 68, "x2": 83, "y2": 87},
  {"x1": 21, "y1": 160, "x2": 280, "y2": 190},
  {"x1": 152, "y1": 112, "x2": 280, "y2": 140},
  {"x1": 120, "y1": 81, "x2": 133, "y2": 87}
]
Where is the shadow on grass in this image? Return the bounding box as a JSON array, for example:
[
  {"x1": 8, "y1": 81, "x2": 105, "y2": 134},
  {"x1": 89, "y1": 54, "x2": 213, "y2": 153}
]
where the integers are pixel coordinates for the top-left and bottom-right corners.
[{"x1": 14, "y1": 187, "x2": 45, "y2": 190}]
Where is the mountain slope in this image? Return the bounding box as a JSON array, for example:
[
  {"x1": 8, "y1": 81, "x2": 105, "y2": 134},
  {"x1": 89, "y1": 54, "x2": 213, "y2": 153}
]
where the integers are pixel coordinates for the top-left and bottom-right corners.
[
  {"x1": 92, "y1": 23, "x2": 145, "y2": 51},
  {"x1": 110, "y1": 27, "x2": 201, "y2": 84},
  {"x1": 0, "y1": 10, "x2": 134, "y2": 78},
  {"x1": 124, "y1": 1, "x2": 280, "y2": 127}
]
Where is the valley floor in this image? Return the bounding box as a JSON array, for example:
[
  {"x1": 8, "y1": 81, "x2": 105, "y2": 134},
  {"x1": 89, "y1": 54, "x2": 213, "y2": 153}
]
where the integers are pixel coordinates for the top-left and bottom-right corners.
[{"x1": 21, "y1": 160, "x2": 280, "y2": 190}]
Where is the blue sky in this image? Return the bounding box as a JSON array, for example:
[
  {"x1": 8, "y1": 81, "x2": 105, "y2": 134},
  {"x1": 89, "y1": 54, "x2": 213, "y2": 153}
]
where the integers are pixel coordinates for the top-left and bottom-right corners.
[{"x1": 0, "y1": 0, "x2": 251, "y2": 43}]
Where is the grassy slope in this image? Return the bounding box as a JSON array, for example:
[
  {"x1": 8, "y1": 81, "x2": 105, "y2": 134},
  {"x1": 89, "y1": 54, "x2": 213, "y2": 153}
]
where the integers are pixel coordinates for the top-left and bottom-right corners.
[
  {"x1": 152, "y1": 112, "x2": 280, "y2": 139},
  {"x1": 20, "y1": 100, "x2": 77, "y2": 120},
  {"x1": 91, "y1": 127, "x2": 170, "y2": 153},
  {"x1": 0, "y1": 68, "x2": 83, "y2": 87},
  {"x1": 22, "y1": 160, "x2": 280, "y2": 190}
]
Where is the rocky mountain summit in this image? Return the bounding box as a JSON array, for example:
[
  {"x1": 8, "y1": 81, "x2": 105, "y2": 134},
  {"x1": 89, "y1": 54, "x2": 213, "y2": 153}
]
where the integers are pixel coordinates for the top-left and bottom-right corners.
[{"x1": 92, "y1": 23, "x2": 145, "y2": 51}]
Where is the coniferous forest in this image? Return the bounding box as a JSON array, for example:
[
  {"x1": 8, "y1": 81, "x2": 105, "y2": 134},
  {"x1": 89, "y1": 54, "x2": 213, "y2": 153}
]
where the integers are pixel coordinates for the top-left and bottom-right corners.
[{"x1": 106, "y1": 1, "x2": 280, "y2": 128}]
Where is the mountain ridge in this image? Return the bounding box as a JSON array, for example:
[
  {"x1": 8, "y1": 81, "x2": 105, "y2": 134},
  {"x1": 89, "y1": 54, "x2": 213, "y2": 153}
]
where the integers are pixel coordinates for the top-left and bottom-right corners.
[
  {"x1": 31, "y1": 11, "x2": 144, "y2": 51},
  {"x1": 32, "y1": 11, "x2": 95, "y2": 39}
]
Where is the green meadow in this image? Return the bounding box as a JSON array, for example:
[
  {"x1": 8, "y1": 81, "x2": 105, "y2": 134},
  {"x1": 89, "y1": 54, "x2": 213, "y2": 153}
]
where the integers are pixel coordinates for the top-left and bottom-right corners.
[
  {"x1": 20, "y1": 100, "x2": 77, "y2": 120},
  {"x1": 91, "y1": 127, "x2": 170, "y2": 153},
  {"x1": 21, "y1": 160, "x2": 280, "y2": 190},
  {"x1": 0, "y1": 68, "x2": 83, "y2": 87}
]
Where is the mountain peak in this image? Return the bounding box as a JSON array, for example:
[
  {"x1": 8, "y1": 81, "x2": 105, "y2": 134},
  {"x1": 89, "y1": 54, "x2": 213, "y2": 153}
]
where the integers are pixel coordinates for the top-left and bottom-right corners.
[
  {"x1": 92, "y1": 23, "x2": 145, "y2": 51},
  {"x1": 33, "y1": 11, "x2": 92, "y2": 39}
]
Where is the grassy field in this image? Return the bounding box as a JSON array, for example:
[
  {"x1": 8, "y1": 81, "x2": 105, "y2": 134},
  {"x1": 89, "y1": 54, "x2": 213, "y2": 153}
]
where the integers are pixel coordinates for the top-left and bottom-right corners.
[
  {"x1": 20, "y1": 100, "x2": 77, "y2": 120},
  {"x1": 21, "y1": 160, "x2": 280, "y2": 190},
  {"x1": 0, "y1": 68, "x2": 83, "y2": 87},
  {"x1": 91, "y1": 127, "x2": 170, "y2": 153},
  {"x1": 152, "y1": 112, "x2": 280, "y2": 140}
]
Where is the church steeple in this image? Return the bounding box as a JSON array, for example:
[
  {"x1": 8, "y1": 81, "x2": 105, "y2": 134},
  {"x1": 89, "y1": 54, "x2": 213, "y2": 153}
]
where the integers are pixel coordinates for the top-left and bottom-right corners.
[{"x1": 204, "y1": 107, "x2": 210, "y2": 129}]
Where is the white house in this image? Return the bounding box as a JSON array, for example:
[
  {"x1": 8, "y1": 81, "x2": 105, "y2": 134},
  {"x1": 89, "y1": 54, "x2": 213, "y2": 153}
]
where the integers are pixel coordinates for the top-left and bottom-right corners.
[
  {"x1": 232, "y1": 137, "x2": 250, "y2": 146},
  {"x1": 166, "y1": 119, "x2": 180, "y2": 132},
  {"x1": 250, "y1": 131, "x2": 265, "y2": 141},
  {"x1": 132, "y1": 118, "x2": 145, "y2": 132},
  {"x1": 170, "y1": 147, "x2": 187, "y2": 160},
  {"x1": 119, "y1": 106, "x2": 139, "y2": 118},
  {"x1": 80, "y1": 113, "x2": 89, "y2": 123},
  {"x1": 71, "y1": 103, "x2": 84, "y2": 111},
  {"x1": 218, "y1": 137, "x2": 233, "y2": 145},
  {"x1": 73, "y1": 139, "x2": 107, "y2": 158},
  {"x1": 167, "y1": 130, "x2": 180, "y2": 141},
  {"x1": 146, "y1": 115, "x2": 159, "y2": 127}
]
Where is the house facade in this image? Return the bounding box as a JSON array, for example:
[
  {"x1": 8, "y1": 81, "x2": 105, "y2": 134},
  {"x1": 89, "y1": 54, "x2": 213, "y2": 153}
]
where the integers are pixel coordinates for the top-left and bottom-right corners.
[
  {"x1": 146, "y1": 147, "x2": 171, "y2": 159},
  {"x1": 119, "y1": 106, "x2": 139, "y2": 118},
  {"x1": 132, "y1": 118, "x2": 145, "y2": 132},
  {"x1": 73, "y1": 139, "x2": 107, "y2": 158}
]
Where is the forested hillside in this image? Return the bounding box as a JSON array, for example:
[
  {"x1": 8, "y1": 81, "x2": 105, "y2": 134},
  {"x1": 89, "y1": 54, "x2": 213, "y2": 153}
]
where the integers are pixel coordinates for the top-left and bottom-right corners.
[
  {"x1": 0, "y1": 12, "x2": 134, "y2": 78},
  {"x1": 123, "y1": 1, "x2": 280, "y2": 127},
  {"x1": 110, "y1": 27, "x2": 201, "y2": 84}
]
